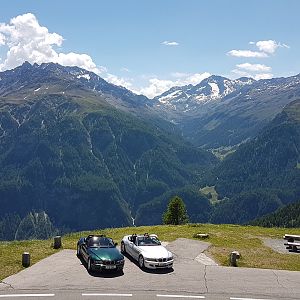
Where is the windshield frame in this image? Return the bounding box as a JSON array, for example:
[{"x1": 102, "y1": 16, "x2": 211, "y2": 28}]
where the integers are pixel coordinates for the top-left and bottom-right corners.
[
  {"x1": 136, "y1": 236, "x2": 161, "y2": 246},
  {"x1": 87, "y1": 236, "x2": 115, "y2": 248}
]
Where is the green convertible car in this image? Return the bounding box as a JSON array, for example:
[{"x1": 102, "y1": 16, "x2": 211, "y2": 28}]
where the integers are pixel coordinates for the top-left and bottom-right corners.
[{"x1": 77, "y1": 234, "x2": 125, "y2": 272}]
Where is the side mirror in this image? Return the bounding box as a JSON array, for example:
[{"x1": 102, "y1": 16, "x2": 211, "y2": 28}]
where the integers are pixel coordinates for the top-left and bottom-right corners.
[{"x1": 115, "y1": 242, "x2": 118, "y2": 246}]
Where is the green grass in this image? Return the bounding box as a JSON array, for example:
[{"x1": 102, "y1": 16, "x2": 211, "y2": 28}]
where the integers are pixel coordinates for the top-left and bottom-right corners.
[
  {"x1": 200, "y1": 186, "x2": 220, "y2": 204},
  {"x1": 0, "y1": 239, "x2": 58, "y2": 281},
  {"x1": 211, "y1": 145, "x2": 237, "y2": 160},
  {"x1": 1, "y1": 224, "x2": 300, "y2": 281}
]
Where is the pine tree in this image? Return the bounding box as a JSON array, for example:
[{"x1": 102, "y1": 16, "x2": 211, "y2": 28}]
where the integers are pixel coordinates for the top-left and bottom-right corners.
[{"x1": 163, "y1": 196, "x2": 189, "y2": 225}]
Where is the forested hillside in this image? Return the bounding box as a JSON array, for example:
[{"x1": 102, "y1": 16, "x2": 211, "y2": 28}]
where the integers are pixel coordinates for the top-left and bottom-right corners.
[
  {"x1": 1, "y1": 63, "x2": 300, "y2": 239},
  {"x1": 0, "y1": 63, "x2": 216, "y2": 236},
  {"x1": 208, "y1": 99, "x2": 300, "y2": 223},
  {"x1": 250, "y1": 200, "x2": 300, "y2": 227},
  {"x1": 0, "y1": 211, "x2": 58, "y2": 241},
  {"x1": 135, "y1": 186, "x2": 212, "y2": 225}
]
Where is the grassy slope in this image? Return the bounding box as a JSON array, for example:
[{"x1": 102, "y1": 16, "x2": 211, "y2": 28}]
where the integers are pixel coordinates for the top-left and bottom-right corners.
[
  {"x1": 0, "y1": 240, "x2": 57, "y2": 281},
  {"x1": 1, "y1": 224, "x2": 300, "y2": 281},
  {"x1": 200, "y1": 186, "x2": 220, "y2": 204}
]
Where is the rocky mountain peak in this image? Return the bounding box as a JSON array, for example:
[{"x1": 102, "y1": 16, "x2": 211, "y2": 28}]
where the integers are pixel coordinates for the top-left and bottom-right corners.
[
  {"x1": 0, "y1": 62, "x2": 151, "y2": 109},
  {"x1": 154, "y1": 74, "x2": 255, "y2": 113}
]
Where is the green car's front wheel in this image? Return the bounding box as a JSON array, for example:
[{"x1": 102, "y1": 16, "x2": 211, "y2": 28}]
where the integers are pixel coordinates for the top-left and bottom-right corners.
[{"x1": 87, "y1": 258, "x2": 92, "y2": 272}]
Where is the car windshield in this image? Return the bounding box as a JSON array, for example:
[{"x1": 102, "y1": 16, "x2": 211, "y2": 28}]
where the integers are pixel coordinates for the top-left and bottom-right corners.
[
  {"x1": 87, "y1": 236, "x2": 115, "y2": 248},
  {"x1": 137, "y1": 236, "x2": 161, "y2": 246}
]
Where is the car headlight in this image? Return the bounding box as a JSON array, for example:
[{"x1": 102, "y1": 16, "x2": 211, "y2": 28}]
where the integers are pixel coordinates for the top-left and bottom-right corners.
[
  {"x1": 167, "y1": 256, "x2": 173, "y2": 261},
  {"x1": 116, "y1": 259, "x2": 124, "y2": 264},
  {"x1": 93, "y1": 259, "x2": 103, "y2": 264}
]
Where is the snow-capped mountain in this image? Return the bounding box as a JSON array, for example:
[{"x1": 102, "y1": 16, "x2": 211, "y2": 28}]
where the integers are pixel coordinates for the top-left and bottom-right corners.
[
  {"x1": 152, "y1": 72, "x2": 300, "y2": 147},
  {"x1": 180, "y1": 73, "x2": 300, "y2": 147},
  {"x1": 2, "y1": 62, "x2": 300, "y2": 149},
  {"x1": 154, "y1": 75, "x2": 255, "y2": 112},
  {"x1": 0, "y1": 61, "x2": 151, "y2": 110}
]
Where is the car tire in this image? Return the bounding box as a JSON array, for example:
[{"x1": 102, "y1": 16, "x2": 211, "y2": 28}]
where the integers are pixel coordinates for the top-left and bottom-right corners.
[
  {"x1": 138, "y1": 255, "x2": 144, "y2": 269},
  {"x1": 87, "y1": 258, "x2": 92, "y2": 272},
  {"x1": 121, "y1": 242, "x2": 126, "y2": 254},
  {"x1": 76, "y1": 245, "x2": 81, "y2": 257}
]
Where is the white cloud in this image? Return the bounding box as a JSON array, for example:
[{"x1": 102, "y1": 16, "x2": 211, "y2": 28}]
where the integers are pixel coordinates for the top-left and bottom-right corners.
[
  {"x1": 0, "y1": 13, "x2": 136, "y2": 90},
  {"x1": 0, "y1": 13, "x2": 101, "y2": 74},
  {"x1": 231, "y1": 69, "x2": 252, "y2": 77},
  {"x1": 228, "y1": 39, "x2": 289, "y2": 60},
  {"x1": 256, "y1": 40, "x2": 290, "y2": 54},
  {"x1": 236, "y1": 63, "x2": 271, "y2": 72},
  {"x1": 0, "y1": 33, "x2": 5, "y2": 45},
  {"x1": 231, "y1": 69, "x2": 273, "y2": 81},
  {"x1": 138, "y1": 78, "x2": 175, "y2": 98},
  {"x1": 171, "y1": 72, "x2": 189, "y2": 78},
  {"x1": 254, "y1": 73, "x2": 273, "y2": 80},
  {"x1": 161, "y1": 41, "x2": 179, "y2": 46},
  {"x1": 121, "y1": 67, "x2": 130, "y2": 72},
  {"x1": 137, "y1": 72, "x2": 210, "y2": 98},
  {"x1": 183, "y1": 72, "x2": 211, "y2": 85},
  {"x1": 227, "y1": 50, "x2": 268, "y2": 58},
  {"x1": 105, "y1": 73, "x2": 133, "y2": 90},
  {"x1": 56, "y1": 52, "x2": 100, "y2": 74},
  {"x1": 228, "y1": 39, "x2": 289, "y2": 82}
]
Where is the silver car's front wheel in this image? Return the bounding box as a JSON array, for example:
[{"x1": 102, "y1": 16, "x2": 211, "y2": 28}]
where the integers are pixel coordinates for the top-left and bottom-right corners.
[
  {"x1": 76, "y1": 245, "x2": 81, "y2": 257},
  {"x1": 138, "y1": 255, "x2": 144, "y2": 269},
  {"x1": 121, "y1": 242, "x2": 126, "y2": 254}
]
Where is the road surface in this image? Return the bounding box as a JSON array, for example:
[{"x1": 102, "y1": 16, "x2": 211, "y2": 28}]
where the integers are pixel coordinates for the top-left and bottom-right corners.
[{"x1": 0, "y1": 238, "x2": 299, "y2": 299}]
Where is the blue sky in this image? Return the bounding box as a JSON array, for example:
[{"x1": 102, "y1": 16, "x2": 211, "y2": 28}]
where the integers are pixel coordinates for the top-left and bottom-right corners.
[{"x1": 1, "y1": 0, "x2": 299, "y2": 97}]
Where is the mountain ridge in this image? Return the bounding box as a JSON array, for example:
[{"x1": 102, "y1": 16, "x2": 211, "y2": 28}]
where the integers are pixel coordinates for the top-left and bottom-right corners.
[{"x1": 0, "y1": 62, "x2": 217, "y2": 232}]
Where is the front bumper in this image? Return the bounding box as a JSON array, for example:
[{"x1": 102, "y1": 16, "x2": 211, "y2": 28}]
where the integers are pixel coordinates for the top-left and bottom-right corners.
[
  {"x1": 91, "y1": 260, "x2": 124, "y2": 271},
  {"x1": 144, "y1": 259, "x2": 173, "y2": 269}
]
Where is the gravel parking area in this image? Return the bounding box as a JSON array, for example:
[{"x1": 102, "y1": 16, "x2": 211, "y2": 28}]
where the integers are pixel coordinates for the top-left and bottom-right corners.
[{"x1": 262, "y1": 238, "x2": 300, "y2": 254}]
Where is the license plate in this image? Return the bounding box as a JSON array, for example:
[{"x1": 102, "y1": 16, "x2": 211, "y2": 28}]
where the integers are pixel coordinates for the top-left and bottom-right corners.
[{"x1": 105, "y1": 265, "x2": 116, "y2": 269}]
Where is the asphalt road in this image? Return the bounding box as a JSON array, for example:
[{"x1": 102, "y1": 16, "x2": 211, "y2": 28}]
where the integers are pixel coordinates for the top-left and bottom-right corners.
[{"x1": 0, "y1": 238, "x2": 300, "y2": 300}]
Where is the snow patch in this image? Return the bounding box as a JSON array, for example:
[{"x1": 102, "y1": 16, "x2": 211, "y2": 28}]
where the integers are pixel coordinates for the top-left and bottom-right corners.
[
  {"x1": 77, "y1": 74, "x2": 90, "y2": 80},
  {"x1": 208, "y1": 82, "x2": 220, "y2": 98},
  {"x1": 158, "y1": 90, "x2": 182, "y2": 103}
]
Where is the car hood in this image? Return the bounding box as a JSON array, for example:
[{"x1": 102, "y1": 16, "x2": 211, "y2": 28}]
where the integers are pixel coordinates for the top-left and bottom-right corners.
[
  {"x1": 88, "y1": 247, "x2": 123, "y2": 261},
  {"x1": 138, "y1": 245, "x2": 171, "y2": 258}
]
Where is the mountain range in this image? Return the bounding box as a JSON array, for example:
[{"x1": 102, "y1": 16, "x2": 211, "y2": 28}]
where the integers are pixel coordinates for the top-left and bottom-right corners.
[
  {"x1": 154, "y1": 74, "x2": 300, "y2": 148},
  {"x1": 0, "y1": 62, "x2": 216, "y2": 235},
  {"x1": 0, "y1": 62, "x2": 299, "y2": 239}
]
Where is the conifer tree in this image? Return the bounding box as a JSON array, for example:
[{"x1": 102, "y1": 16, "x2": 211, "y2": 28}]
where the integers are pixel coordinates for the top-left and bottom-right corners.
[{"x1": 163, "y1": 196, "x2": 189, "y2": 225}]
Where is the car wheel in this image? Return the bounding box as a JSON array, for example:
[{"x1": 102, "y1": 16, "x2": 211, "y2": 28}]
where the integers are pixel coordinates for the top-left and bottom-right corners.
[
  {"x1": 76, "y1": 245, "x2": 81, "y2": 257},
  {"x1": 121, "y1": 242, "x2": 126, "y2": 254},
  {"x1": 138, "y1": 255, "x2": 144, "y2": 269},
  {"x1": 87, "y1": 258, "x2": 92, "y2": 272}
]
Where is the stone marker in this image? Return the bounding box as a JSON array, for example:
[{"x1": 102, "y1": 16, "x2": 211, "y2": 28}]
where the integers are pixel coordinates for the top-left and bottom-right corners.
[
  {"x1": 53, "y1": 236, "x2": 62, "y2": 249},
  {"x1": 230, "y1": 251, "x2": 240, "y2": 267},
  {"x1": 194, "y1": 233, "x2": 209, "y2": 239},
  {"x1": 22, "y1": 252, "x2": 30, "y2": 267}
]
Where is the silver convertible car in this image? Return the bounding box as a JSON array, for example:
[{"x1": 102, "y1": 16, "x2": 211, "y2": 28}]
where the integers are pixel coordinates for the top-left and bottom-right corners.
[{"x1": 120, "y1": 233, "x2": 174, "y2": 269}]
